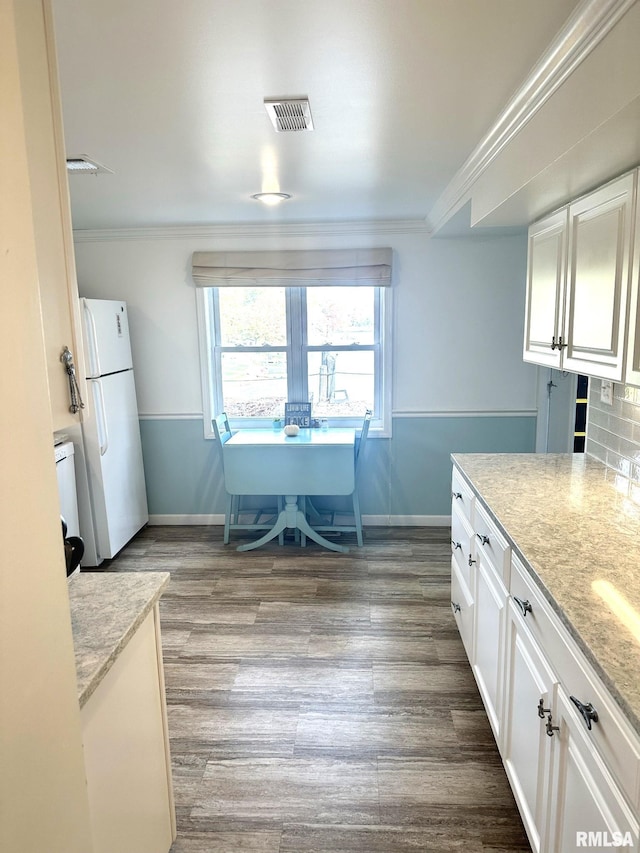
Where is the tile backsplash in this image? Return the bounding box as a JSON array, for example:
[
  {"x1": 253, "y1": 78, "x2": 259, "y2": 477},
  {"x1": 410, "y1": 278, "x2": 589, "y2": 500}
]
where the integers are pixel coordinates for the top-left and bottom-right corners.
[{"x1": 586, "y1": 379, "x2": 640, "y2": 501}]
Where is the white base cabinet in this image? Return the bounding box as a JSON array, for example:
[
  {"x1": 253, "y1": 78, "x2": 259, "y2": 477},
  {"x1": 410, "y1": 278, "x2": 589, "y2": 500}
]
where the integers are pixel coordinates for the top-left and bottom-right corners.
[
  {"x1": 472, "y1": 555, "x2": 507, "y2": 742},
  {"x1": 81, "y1": 606, "x2": 176, "y2": 853},
  {"x1": 502, "y1": 600, "x2": 555, "y2": 853},
  {"x1": 451, "y1": 471, "x2": 640, "y2": 853},
  {"x1": 547, "y1": 689, "x2": 638, "y2": 853}
]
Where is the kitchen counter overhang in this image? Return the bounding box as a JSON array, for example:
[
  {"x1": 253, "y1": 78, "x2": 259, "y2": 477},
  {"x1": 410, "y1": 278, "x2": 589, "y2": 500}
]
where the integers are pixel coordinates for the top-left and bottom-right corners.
[{"x1": 68, "y1": 571, "x2": 170, "y2": 708}]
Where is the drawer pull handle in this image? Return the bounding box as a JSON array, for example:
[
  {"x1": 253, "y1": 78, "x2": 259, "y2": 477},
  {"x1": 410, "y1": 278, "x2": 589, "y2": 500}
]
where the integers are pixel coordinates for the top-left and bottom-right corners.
[
  {"x1": 537, "y1": 698, "x2": 551, "y2": 719},
  {"x1": 452, "y1": 491, "x2": 463, "y2": 500},
  {"x1": 451, "y1": 601, "x2": 461, "y2": 614},
  {"x1": 514, "y1": 596, "x2": 532, "y2": 617},
  {"x1": 570, "y1": 696, "x2": 599, "y2": 731},
  {"x1": 475, "y1": 533, "x2": 490, "y2": 546},
  {"x1": 468, "y1": 555, "x2": 476, "y2": 567},
  {"x1": 451, "y1": 539, "x2": 462, "y2": 551}
]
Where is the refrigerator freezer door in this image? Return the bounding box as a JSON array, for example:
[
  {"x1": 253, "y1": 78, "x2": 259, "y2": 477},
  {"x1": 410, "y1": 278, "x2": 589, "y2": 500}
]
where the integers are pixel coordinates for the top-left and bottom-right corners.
[
  {"x1": 84, "y1": 370, "x2": 148, "y2": 558},
  {"x1": 82, "y1": 298, "x2": 133, "y2": 377}
]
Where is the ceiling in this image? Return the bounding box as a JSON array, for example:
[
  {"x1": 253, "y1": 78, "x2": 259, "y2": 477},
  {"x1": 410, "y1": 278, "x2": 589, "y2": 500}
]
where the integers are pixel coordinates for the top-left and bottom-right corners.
[{"x1": 52, "y1": 0, "x2": 581, "y2": 232}]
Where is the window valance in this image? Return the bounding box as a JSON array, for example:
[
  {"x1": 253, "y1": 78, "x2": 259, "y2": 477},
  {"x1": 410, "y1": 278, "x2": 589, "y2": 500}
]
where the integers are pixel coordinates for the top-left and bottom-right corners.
[{"x1": 191, "y1": 248, "x2": 392, "y2": 287}]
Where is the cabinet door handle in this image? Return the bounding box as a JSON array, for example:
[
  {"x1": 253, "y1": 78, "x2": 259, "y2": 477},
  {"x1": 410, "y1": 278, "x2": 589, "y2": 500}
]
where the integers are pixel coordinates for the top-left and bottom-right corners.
[
  {"x1": 514, "y1": 596, "x2": 532, "y2": 617},
  {"x1": 452, "y1": 491, "x2": 463, "y2": 500},
  {"x1": 475, "y1": 533, "x2": 490, "y2": 546},
  {"x1": 468, "y1": 554, "x2": 476, "y2": 567},
  {"x1": 545, "y1": 714, "x2": 559, "y2": 737},
  {"x1": 538, "y1": 698, "x2": 551, "y2": 719},
  {"x1": 556, "y1": 336, "x2": 566, "y2": 351},
  {"x1": 570, "y1": 695, "x2": 599, "y2": 731},
  {"x1": 451, "y1": 539, "x2": 462, "y2": 551},
  {"x1": 551, "y1": 336, "x2": 557, "y2": 350},
  {"x1": 451, "y1": 601, "x2": 461, "y2": 614}
]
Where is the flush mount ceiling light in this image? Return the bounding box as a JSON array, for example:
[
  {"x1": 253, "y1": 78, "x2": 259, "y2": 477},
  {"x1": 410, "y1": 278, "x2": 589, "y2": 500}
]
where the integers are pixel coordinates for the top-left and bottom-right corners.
[
  {"x1": 251, "y1": 192, "x2": 292, "y2": 205},
  {"x1": 65, "y1": 156, "x2": 113, "y2": 175},
  {"x1": 264, "y1": 98, "x2": 314, "y2": 132}
]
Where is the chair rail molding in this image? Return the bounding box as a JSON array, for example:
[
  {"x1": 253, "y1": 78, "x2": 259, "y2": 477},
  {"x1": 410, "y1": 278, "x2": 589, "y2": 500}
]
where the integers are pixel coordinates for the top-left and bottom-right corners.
[{"x1": 426, "y1": 0, "x2": 637, "y2": 234}]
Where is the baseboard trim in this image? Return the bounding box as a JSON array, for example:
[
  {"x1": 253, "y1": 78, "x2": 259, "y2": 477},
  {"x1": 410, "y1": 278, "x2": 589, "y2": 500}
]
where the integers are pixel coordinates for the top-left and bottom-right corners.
[{"x1": 148, "y1": 513, "x2": 451, "y2": 527}]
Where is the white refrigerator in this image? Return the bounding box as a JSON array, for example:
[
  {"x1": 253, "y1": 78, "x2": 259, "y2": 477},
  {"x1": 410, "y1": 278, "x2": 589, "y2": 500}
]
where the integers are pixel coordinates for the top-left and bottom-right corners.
[{"x1": 78, "y1": 298, "x2": 149, "y2": 565}]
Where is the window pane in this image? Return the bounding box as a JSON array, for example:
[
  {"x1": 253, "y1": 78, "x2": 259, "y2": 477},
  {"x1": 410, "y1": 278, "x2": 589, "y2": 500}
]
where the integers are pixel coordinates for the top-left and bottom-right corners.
[
  {"x1": 221, "y1": 351, "x2": 287, "y2": 417},
  {"x1": 219, "y1": 287, "x2": 286, "y2": 346},
  {"x1": 308, "y1": 350, "x2": 374, "y2": 416},
  {"x1": 307, "y1": 287, "x2": 374, "y2": 345}
]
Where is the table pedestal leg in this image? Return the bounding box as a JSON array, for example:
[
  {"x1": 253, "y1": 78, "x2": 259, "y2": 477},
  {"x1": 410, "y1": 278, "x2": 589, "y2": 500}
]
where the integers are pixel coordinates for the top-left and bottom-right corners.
[{"x1": 236, "y1": 496, "x2": 349, "y2": 553}]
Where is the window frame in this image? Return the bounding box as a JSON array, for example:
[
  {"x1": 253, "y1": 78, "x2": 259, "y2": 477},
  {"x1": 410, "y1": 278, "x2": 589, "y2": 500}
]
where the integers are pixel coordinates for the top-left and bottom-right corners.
[{"x1": 196, "y1": 283, "x2": 392, "y2": 438}]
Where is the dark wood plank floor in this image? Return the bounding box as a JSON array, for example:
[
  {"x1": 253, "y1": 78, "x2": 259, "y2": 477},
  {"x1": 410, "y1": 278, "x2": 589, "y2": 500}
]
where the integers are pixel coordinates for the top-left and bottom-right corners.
[{"x1": 103, "y1": 525, "x2": 531, "y2": 853}]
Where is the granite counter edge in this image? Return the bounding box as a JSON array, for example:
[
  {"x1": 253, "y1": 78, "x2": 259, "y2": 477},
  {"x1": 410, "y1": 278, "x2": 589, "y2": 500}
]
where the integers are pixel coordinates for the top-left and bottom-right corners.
[{"x1": 70, "y1": 572, "x2": 170, "y2": 709}]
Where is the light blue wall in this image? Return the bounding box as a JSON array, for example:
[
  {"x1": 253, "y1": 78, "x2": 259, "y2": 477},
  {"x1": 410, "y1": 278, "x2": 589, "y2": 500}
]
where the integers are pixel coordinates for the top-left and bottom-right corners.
[{"x1": 140, "y1": 414, "x2": 536, "y2": 518}]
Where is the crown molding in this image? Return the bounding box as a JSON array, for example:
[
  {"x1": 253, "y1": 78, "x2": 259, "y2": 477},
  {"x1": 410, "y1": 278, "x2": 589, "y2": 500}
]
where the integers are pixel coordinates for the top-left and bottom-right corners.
[
  {"x1": 426, "y1": 0, "x2": 637, "y2": 233},
  {"x1": 72, "y1": 218, "x2": 431, "y2": 242}
]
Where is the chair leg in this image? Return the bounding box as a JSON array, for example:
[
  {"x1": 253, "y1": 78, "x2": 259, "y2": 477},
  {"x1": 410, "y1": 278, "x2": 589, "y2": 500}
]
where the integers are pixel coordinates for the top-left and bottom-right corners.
[
  {"x1": 352, "y1": 491, "x2": 363, "y2": 547},
  {"x1": 224, "y1": 493, "x2": 233, "y2": 544}
]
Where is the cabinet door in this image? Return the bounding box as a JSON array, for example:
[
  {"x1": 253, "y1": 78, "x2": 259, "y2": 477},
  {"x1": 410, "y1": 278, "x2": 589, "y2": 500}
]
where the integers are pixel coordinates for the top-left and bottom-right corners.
[
  {"x1": 451, "y1": 557, "x2": 474, "y2": 663},
  {"x1": 16, "y1": 1, "x2": 86, "y2": 432},
  {"x1": 502, "y1": 601, "x2": 556, "y2": 853},
  {"x1": 562, "y1": 172, "x2": 635, "y2": 380},
  {"x1": 523, "y1": 209, "x2": 567, "y2": 368},
  {"x1": 625, "y1": 171, "x2": 640, "y2": 386},
  {"x1": 547, "y1": 689, "x2": 639, "y2": 853},
  {"x1": 472, "y1": 553, "x2": 507, "y2": 743}
]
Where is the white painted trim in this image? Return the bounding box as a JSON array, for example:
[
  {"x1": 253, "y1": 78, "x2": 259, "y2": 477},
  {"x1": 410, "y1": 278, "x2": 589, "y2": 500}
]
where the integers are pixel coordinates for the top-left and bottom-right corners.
[
  {"x1": 392, "y1": 409, "x2": 537, "y2": 418},
  {"x1": 139, "y1": 413, "x2": 203, "y2": 420},
  {"x1": 427, "y1": 0, "x2": 637, "y2": 233},
  {"x1": 148, "y1": 513, "x2": 451, "y2": 527},
  {"x1": 73, "y1": 219, "x2": 431, "y2": 243},
  {"x1": 139, "y1": 409, "x2": 537, "y2": 420}
]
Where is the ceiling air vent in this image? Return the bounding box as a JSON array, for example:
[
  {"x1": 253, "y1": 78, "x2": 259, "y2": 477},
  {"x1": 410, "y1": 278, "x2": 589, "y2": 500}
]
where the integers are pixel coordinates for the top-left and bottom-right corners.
[
  {"x1": 264, "y1": 98, "x2": 314, "y2": 132},
  {"x1": 66, "y1": 156, "x2": 113, "y2": 175}
]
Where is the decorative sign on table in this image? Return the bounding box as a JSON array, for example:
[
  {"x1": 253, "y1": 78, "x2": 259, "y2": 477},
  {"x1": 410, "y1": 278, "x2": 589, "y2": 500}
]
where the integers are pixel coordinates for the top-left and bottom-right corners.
[{"x1": 284, "y1": 402, "x2": 312, "y2": 427}]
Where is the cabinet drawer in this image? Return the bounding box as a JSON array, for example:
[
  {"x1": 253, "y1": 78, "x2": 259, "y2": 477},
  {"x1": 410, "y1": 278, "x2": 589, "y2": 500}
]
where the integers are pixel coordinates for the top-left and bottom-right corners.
[
  {"x1": 451, "y1": 502, "x2": 475, "y2": 592},
  {"x1": 510, "y1": 554, "x2": 640, "y2": 811},
  {"x1": 474, "y1": 500, "x2": 510, "y2": 585},
  {"x1": 451, "y1": 466, "x2": 474, "y2": 525}
]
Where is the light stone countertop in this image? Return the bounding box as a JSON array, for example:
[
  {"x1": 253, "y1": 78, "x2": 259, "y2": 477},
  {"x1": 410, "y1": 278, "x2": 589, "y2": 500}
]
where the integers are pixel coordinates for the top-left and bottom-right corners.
[
  {"x1": 451, "y1": 452, "x2": 640, "y2": 736},
  {"x1": 68, "y1": 571, "x2": 170, "y2": 708}
]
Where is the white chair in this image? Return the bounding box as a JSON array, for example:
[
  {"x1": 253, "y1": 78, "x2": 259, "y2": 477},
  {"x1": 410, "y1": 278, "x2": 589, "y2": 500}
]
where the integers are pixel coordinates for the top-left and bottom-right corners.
[
  {"x1": 304, "y1": 409, "x2": 372, "y2": 547},
  {"x1": 212, "y1": 413, "x2": 283, "y2": 545}
]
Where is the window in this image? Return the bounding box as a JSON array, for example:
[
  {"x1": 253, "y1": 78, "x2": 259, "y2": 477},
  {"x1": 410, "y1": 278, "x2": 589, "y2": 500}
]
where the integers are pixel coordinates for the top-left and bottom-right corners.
[{"x1": 197, "y1": 284, "x2": 391, "y2": 435}]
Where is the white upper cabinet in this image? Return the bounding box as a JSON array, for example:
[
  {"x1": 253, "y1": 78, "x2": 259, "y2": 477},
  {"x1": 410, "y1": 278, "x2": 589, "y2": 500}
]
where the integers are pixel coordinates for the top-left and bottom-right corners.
[
  {"x1": 562, "y1": 173, "x2": 635, "y2": 379},
  {"x1": 523, "y1": 208, "x2": 568, "y2": 369},
  {"x1": 625, "y1": 186, "x2": 640, "y2": 386},
  {"x1": 524, "y1": 171, "x2": 636, "y2": 382}
]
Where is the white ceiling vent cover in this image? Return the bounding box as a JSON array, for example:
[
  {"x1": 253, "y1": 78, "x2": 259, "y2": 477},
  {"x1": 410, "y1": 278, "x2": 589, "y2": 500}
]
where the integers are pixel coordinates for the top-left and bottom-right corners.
[
  {"x1": 264, "y1": 98, "x2": 314, "y2": 132},
  {"x1": 66, "y1": 155, "x2": 113, "y2": 175}
]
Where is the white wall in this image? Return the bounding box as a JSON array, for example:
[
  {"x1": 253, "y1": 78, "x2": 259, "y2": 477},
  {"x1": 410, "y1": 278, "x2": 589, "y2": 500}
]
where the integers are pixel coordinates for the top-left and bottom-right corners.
[{"x1": 72, "y1": 224, "x2": 537, "y2": 419}]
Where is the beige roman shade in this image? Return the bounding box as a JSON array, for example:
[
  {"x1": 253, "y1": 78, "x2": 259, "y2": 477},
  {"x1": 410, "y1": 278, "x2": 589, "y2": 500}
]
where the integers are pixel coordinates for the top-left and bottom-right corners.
[{"x1": 191, "y1": 248, "x2": 392, "y2": 286}]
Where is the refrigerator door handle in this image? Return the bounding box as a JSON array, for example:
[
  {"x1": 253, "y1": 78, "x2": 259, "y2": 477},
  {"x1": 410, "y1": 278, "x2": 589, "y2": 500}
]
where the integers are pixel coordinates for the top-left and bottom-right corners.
[
  {"x1": 82, "y1": 298, "x2": 101, "y2": 378},
  {"x1": 92, "y1": 379, "x2": 110, "y2": 456}
]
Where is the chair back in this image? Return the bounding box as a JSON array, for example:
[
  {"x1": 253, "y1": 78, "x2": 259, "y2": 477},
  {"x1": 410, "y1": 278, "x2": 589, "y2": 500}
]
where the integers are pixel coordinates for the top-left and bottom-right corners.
[
  {"x1": 212, "y1": 412, "x2": 233, "y2": 446},
  {"x1": 355, "y1": 409, "x2": 372, "y2": 478}
]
